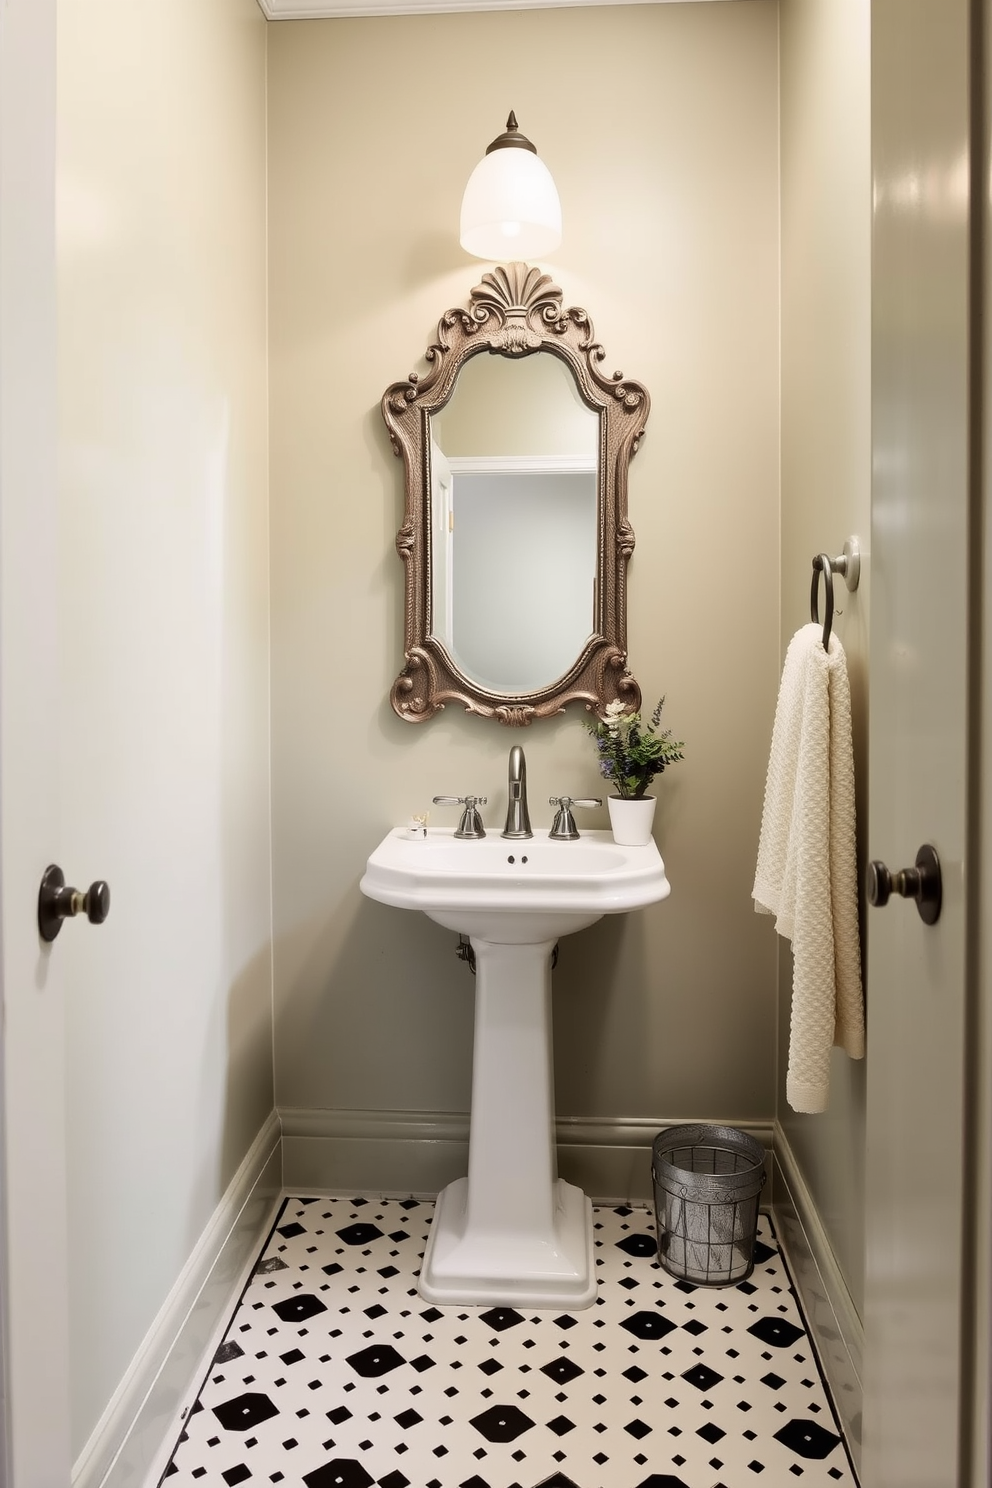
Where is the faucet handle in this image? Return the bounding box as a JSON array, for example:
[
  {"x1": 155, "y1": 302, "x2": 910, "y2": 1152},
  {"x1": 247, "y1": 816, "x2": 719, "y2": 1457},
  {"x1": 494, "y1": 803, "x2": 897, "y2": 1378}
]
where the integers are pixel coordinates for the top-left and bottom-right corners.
[
  {"x1": 432, "y1": 794, "x2": 488, "y2": 839},
  {"x1": 548, "y1": 796, "x2": 603, "y2": 841}
]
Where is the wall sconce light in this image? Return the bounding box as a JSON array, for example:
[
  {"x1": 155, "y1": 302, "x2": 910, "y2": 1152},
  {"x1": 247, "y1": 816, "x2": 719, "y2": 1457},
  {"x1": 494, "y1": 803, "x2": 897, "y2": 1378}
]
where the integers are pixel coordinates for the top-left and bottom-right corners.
[{"x1": 459, "y1": 112, "x2": 562, "y2": 262}]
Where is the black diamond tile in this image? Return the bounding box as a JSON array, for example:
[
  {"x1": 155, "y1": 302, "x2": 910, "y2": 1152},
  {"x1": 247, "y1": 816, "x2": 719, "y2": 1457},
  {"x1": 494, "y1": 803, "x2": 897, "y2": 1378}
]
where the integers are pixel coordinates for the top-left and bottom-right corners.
[
  {"x1": 212, "y1": 1393, "x2": 279, "y2": 1431},
  {"x1": 620, "y1": 1310, "x2": 677, "y2": 1341},
  {"x1": 277, "y1": 1222, "x2": 306, "y2": 1239},
  {"x1": 336, "y1": 1224, "x2": 384, "y2": 1246},
  {"x1": 222, "y1": 1467, "x2": 251, "y2": 1486},
  {"x1": 272, "y1": 1295, "x2": 328, "y2": 1323},
  {"x1": 681, "y1": 1364, "x2": 724, "y2": 1392},
  {"x1": 774, "y1": 1417, "x2": 843, "y2": 1459},
  {"x1": 469, "y1": 1404, "x2": 535, "y2": 1442},
  {"x1": 345, "y1": 1345, "x2": 405, "y2": 1378},
  {"x1": 303, "y1": 1461, "x2": 374, "y2": 1488},
  {"x1": 748, "y1": 1317, "x2": 805, "y2": 1348},
  {"x1": 479, "y1": 1308, "x2": 525, "y2": 1332},
  {"x1": 539, "y1": 1358, "x2": 584, "y2": 1385},
  {"x1": 165, "y1": 1206, "x2": 853, "y2": 1488},
  {"x1": 752, "y1": 1240, "x2": 775, "y2": 1264},
  {"x1": 616, "y1": 1233, "x2": 658, "y2": 1257}
]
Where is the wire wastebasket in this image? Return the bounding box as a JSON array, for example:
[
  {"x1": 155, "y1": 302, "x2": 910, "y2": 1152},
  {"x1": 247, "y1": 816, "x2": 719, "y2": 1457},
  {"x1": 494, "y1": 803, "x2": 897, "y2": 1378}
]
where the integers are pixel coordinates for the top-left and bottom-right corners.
[{"x1": 652, "y1": 1124, "x2": 766, "y2": 1286}]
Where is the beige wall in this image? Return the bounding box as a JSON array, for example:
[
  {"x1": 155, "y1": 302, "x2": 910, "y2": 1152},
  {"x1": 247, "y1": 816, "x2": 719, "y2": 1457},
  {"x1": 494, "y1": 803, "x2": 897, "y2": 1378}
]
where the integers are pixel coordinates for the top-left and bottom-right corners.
[
  {"x1": 779, "y1": 0, "x2": 871, "y2": 1314},
  {"x1": 57, "y1": 0, "x2": 270, "y2": 1457},
  {"x1": 268, "y1": 4, "x2": 780, "y2": 1131}
]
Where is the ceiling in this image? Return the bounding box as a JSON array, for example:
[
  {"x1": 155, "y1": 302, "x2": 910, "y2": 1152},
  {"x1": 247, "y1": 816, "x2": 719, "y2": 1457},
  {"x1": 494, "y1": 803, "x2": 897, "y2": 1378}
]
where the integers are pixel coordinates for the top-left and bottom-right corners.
[{"x1": 258, "y1": 0, "x2": 729, "y2": 19}]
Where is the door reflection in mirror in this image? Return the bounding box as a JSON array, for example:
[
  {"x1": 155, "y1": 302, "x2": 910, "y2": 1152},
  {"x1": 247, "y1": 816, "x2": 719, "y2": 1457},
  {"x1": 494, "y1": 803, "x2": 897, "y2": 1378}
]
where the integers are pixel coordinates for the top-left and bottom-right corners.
[{"x1": 429, "y1": 350, "x2": 599, "y2": 696}]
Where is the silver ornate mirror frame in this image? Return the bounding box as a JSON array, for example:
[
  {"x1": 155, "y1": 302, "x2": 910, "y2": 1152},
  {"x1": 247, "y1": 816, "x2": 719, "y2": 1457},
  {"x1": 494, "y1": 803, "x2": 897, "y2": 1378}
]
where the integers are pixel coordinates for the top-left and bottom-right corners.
[{"x1": 381, "y1": 263, "x2": 649, "y2": 726}]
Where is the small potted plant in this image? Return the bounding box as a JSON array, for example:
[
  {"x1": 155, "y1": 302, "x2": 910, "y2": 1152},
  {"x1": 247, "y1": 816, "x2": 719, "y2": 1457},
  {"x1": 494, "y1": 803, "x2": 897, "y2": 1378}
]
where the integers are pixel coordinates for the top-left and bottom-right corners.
[{"x1": 586, "y1": 696, "x2": 684, "y2": 844}]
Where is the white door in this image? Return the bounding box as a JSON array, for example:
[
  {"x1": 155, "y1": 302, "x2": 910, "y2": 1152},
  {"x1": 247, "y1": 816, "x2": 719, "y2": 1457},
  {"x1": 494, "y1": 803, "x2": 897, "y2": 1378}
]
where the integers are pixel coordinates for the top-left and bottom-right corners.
[
  {"x1": 0, "y1": 0, "x2": 73, "y2": 1482},
  {"x1": 863, "y1": 2, "x2": 979, "y2": 1483}
]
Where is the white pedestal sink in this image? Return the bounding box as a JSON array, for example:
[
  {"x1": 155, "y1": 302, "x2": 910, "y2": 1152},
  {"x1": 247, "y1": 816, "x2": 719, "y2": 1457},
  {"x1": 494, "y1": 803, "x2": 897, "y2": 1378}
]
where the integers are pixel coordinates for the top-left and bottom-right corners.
[{"x1": 360, "y1": 828, "x2": 670, "y2": 1308}]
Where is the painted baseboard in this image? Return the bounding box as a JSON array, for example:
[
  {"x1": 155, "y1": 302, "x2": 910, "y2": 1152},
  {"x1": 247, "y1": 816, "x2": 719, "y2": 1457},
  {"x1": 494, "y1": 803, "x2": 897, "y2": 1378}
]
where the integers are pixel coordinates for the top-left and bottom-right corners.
[
  {"x1": 771, "y1": 1124, "x2": 864, "y2": 1476},
  {"x1": 66, "y1": 1110, "x2": 858, "y2": 1488},
  {"x1": 72, "y1": 1112, "x2": 282, "y2": 1488},
  {"x1": 279, "y1": 1106, "x2": 775, "y2": 1207}
]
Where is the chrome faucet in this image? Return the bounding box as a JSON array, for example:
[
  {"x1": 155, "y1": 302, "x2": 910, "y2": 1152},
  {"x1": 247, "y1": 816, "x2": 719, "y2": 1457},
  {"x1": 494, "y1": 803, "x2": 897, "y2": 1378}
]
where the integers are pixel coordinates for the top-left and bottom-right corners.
[{"x1": 501, "y1": 745, "x2": 533, "y2": 839}]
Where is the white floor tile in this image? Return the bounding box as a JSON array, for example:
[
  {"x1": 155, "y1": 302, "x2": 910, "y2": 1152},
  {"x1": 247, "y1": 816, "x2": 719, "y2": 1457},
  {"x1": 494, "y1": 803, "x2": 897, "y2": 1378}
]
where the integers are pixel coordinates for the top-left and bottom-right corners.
[{"x1": 160, "y1": 1197, "x2": 858, "y2": 1488}]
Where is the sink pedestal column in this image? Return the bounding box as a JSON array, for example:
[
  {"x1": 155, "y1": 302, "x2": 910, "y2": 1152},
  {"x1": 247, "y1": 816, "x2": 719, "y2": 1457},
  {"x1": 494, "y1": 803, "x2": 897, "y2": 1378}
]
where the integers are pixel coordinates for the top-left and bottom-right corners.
[{"x1": 419, "y1": 936, "x2": 595, "y2": 1309}]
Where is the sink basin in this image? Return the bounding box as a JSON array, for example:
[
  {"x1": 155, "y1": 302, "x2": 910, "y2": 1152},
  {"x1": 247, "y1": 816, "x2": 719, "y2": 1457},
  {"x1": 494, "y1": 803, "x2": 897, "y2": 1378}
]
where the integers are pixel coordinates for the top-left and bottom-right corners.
[
  {"x1": 359, "y1": 824, "x2": 671, "y2": 1308},
  {"x1": 360, "y1": 827, "x2": 670, "y2": 942}
]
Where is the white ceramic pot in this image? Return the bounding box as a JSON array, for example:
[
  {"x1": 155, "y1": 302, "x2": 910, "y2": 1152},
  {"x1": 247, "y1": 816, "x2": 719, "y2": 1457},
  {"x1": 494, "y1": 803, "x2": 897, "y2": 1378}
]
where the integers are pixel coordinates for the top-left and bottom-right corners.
[{"x1": 607, "y1": 794, "x2": 657, "y2": 846}]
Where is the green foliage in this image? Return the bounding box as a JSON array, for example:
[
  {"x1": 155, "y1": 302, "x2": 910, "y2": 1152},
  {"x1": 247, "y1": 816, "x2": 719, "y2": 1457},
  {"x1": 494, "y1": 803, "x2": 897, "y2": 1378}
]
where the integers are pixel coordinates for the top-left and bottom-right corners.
[{"x1": 586, "y1": 696, "x2": 685, "y2": 800}]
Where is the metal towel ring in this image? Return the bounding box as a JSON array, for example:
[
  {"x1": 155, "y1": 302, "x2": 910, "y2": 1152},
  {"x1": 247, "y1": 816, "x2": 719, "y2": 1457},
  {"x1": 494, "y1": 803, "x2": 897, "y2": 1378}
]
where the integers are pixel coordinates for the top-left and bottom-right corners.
[
  {"x1": 811, "y1": 553, "x2": 835, "y2": 651},
  {"x1": 810, "y1": 538, "x2": 861, "y2": 652}
]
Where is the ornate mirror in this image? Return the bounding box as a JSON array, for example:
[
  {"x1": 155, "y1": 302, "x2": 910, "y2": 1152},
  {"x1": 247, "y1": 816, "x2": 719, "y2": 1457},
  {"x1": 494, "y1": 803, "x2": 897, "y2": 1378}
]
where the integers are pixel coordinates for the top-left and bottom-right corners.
[{"x1": 381, "y1": 263, "x2": 649, "y2": 726}]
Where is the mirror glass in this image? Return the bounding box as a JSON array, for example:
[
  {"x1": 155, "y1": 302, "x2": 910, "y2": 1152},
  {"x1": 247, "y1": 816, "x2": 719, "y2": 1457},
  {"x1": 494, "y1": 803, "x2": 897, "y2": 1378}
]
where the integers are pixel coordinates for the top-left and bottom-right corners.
[
  {"x1": 381, "y1": 263, "x2": 648, "y2": 726},
  {"x1": 429, "y1": 353, "x2": 599, "y2": 694}
]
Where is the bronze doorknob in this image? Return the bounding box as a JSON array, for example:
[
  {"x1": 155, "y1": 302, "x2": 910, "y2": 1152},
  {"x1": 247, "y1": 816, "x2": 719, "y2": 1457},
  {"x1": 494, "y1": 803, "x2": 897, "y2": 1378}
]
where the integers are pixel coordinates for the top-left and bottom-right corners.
[
  {"x1": 866, "y1": 844, "x2": 941, "y2": 926},
  {"x1": 38, "y1": 864, "x2": 111, "y2": 942}
]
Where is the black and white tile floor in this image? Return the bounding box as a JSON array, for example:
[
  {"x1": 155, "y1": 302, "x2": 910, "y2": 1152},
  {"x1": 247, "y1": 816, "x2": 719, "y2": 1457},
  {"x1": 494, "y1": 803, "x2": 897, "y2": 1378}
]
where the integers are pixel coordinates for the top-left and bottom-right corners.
[{"x1": 161, "y1": 1196, "x2": 858, "y2": 1488}]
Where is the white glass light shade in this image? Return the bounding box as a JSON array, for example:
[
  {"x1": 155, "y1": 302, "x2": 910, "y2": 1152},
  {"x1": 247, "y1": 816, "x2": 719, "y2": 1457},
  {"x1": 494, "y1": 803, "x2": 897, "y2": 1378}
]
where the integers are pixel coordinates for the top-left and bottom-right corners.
[{"x1": 460, "y1": 146, "x2": 562, "y2": 261}]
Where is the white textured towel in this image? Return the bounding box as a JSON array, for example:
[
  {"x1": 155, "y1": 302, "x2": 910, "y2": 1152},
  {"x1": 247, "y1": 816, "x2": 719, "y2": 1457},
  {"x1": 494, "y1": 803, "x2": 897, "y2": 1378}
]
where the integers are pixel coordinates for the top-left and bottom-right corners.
[{"x1": 753, "y1": 623, "x2": 865, "y2": 1113}]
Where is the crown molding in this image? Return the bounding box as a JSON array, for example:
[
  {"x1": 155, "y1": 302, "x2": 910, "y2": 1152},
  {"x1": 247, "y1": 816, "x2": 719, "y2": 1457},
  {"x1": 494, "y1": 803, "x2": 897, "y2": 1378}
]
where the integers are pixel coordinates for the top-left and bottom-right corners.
[{"x1": 258, "y1": 0, "x2": 725, "y2": 18}]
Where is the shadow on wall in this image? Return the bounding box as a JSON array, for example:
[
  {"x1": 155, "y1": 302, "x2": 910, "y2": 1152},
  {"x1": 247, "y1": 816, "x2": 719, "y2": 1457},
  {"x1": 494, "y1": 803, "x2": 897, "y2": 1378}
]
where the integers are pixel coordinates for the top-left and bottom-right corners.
[
  {"x1": 179, "y1": 940, "x2": 277, "y2": 1254},
  {"x1": 272, "y1": 891, "x2": 477, "y2": 1114},
  {"x1": 271, "y1": 867, "x2": 686, "y2": 1129},
  {"x1": 552, "y1": 911, "x2": 654, "y2": 1115}
]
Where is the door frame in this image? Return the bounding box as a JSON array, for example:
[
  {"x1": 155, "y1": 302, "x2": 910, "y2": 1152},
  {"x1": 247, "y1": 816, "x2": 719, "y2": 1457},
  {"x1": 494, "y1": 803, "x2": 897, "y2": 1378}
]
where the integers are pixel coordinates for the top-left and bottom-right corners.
[{"x1": 0, "y1": 0, "x2": 72, "y2": 1481}]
